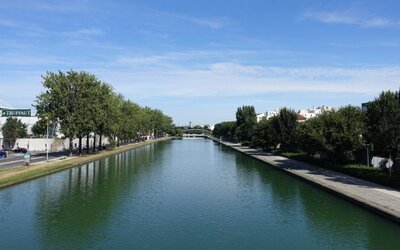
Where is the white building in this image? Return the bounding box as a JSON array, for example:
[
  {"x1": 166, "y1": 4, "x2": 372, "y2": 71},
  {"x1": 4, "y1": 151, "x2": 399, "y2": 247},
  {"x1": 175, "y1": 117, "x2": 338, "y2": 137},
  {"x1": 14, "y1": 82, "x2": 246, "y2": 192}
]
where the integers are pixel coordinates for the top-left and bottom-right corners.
[
  {"x1": 256, "y1": 106, "x2": 334, "y2": 123},
  {"x1": 256, "y1": 109, "x2": 279, "y2": 122},
  {"x1": 298, "y1": 105, "x2": 333, "y2": 120}
]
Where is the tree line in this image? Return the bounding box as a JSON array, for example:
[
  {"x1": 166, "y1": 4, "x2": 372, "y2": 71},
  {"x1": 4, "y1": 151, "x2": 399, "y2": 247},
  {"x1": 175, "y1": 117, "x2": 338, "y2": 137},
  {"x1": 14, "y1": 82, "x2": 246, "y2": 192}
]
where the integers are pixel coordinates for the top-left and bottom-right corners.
[
  {"x1": 213, "y1": 89, "x2": 400, "y2": 168},
  {"x1": 32, "y1": 70, "x2": 174, "y2": 155}
]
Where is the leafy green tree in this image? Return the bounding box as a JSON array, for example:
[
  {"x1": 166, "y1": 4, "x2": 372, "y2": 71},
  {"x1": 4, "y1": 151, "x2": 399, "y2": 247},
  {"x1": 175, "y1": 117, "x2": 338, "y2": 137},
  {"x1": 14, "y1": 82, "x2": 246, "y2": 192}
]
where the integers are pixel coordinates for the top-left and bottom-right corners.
[
  {"x1": 297, "y1": 106, "x2": 364, "y2": 164},
  {"x1": 31, "y1": 118, "x2": 55, "y2": 137},
  {"x1": 1, "y1": 117, "x2": 27, "y2": 148},
  {"x1": 35, "y1": 71, "x2": 106, "y2": 155},
  {"x1": 365, "y1": 90, "x2": 400, "y2": 160},
  {"x1": 161, "y1": 115, "x2": 173, "y2": 136},
  {"x1": 119, "y1": 100, "x2": 142, "y2": 142},
  {"x1": 31, "y1": 120, "x2": 45, "y2": 136},
  {"x1": 235, "y1": 106, "x2": 256, "y2": 143},
  {"x1": 296, "y1": 117, "x2": 325, "y2": 156},
  {"x1": 213, "y1": 121, "x2": 237, "y2": 141},
  {"x1": 35, "y1": 70, "x2": 175, "y2": 155},
  {"x1": 71, "y1": 71, "x2": 99, "y2": 154},
  {"x1": 272, "y1": 108, "x2": 298, "y2": 152},
  {"x1": 251, "y1": 119, "x2": 277, "y2": 150},
  {"x1": 152, "y1": 109, "x2": 165, "y2": 138},
  {"x1": 170, "y1": 126, "x2": 183, "y2": 137},
  {"x1": 92, "y1": 82, "x2": 117, "y2": 151}
]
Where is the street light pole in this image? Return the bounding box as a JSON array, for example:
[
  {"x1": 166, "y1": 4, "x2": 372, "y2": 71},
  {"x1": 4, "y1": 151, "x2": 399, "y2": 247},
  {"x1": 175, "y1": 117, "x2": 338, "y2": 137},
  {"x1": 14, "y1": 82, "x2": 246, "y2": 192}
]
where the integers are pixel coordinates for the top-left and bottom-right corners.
[{"x1": 363, "y1": 143, "x2": 371, "y2": 167}]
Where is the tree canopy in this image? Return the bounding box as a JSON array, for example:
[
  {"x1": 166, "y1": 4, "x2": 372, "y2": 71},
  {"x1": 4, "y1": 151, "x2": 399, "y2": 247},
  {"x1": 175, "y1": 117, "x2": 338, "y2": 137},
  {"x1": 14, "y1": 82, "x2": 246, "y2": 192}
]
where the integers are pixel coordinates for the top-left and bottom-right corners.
[
  {"x1": 1, "y1": 117, "x2": 27, "y2": 148},
  {"x1": 272, "y1": 108, "x2": 298, "y2": 152},
  {"x1": 364, "y1": 90, "x2": 400, "y2": 160},
  {"x1": 297, "y1": 106, "x2": 365, "y2": 164},
  {"x1": 235, "y1": 106, "x2": 256, "y2": 143},
  {"x1": 212, "y1": 121, "x2": 237, "y2": 141},
  {"x1": 35, "y1": 70, "x2": 174, "y2": 155}
]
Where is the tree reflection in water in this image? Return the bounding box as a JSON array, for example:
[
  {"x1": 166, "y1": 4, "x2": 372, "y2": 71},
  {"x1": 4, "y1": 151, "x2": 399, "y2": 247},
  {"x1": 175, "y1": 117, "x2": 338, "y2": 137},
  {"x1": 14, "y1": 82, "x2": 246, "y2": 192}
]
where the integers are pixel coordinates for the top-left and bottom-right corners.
[{"x1": 35, "y1": 143, "x2": 167, "y2": 249}]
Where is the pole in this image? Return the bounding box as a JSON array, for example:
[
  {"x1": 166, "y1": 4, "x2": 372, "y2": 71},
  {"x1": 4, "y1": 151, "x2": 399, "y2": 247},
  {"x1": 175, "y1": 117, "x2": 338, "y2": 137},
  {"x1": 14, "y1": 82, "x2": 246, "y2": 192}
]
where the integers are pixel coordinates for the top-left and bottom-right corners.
[
  {"x1": 46, "y1": 118, "x2": 49, "y2": 161},
  {"x1": 366, "y1": 144, "x2": 369, "y2": 167}
]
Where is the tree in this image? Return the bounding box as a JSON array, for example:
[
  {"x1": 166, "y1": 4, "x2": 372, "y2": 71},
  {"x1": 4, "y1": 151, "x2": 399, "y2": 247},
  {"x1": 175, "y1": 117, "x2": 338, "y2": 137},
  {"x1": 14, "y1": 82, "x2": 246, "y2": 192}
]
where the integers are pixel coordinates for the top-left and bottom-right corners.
[
  {"x1": 365, "y1": 90, "x2": 400, "y2": 161},
  {"x1": 31, "y1": 118, "x2": 55, "y2": 137},
  {"x1": 212, "y1": 121, "x2": 237, "y2": 141},
  {"x1": 251, "y1": 119, "x2": 278, "y2": 150},
  {"x1": 296, "y1": 117, "x2": 325, "y2": 156},
  {"x1": 35, "y1": 70, "x2": 175, "y2": 155},
  {"x1": 235, "y1": 106, "x2": 256, "y2": 143},
  {"x1": 297, "y1": 106, "x2": 365, "y2": 164},
  {"x1": 1, "y1": 117, "x2": 27, "y2": 148},
  {"x1": 92, "y1": 82, "x2": 115, "y2": 151},
  {"x1": 35, "y1": 71, "x2": 102, "y2": 155},
  {"x1": 72, "y1": 72, "x2": 99, "y2": 154},
  {"x1": 272, "y1": 108, "x2": 298, "y2": 152}
]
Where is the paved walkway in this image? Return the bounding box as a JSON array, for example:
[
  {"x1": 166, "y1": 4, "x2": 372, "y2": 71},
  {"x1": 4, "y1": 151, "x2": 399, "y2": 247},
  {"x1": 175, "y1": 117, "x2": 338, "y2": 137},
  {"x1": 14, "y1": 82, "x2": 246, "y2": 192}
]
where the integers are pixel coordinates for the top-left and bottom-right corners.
[{"x1": 212, "y1": 138, "x2": 400, "y2": 223}]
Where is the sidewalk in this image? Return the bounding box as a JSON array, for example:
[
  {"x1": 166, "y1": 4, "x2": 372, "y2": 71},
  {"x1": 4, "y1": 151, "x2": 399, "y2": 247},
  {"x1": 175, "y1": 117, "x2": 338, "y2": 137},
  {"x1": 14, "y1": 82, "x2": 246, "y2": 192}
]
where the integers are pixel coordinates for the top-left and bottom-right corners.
[{"x1": 214, "y1": 138, "x2": 400, "y2": 223}]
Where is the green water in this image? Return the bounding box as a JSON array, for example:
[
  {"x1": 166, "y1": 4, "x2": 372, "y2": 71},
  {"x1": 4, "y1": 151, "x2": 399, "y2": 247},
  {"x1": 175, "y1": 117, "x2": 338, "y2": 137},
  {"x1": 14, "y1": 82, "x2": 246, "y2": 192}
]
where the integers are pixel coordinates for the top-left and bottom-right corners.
[{"x1": 0, "y1": 139, "x2": 399, "y2": 249}]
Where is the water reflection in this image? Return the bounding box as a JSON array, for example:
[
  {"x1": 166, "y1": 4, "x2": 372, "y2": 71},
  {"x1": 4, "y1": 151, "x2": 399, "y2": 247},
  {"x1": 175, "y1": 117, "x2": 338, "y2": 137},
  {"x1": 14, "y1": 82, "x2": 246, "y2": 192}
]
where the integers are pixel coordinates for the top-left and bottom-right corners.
[
  {"x1": 234, "y1": 152, "x2": 300, "y2": 215},
  {"x1": 35, "y1": 143, "x2": 167, "y2": 249},
  {"x1": 0, "y1": 139, "x2": 400, "y2": 249},
  {"x1": 234, "y1": 150, "x2": 400, "y2": 249}
]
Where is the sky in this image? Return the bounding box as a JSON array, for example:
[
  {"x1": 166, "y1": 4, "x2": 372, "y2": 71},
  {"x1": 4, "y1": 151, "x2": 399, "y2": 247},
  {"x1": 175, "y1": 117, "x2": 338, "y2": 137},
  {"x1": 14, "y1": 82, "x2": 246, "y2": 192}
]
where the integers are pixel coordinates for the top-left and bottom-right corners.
[{"x1": 0, "y1": 0, "x2": 399, "y2": 125}]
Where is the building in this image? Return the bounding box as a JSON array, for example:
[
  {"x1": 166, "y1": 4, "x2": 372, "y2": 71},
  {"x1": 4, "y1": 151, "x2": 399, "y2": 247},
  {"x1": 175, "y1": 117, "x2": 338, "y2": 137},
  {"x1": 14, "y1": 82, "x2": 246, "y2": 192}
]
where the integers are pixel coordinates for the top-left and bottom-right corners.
[
  {"x1": 256, "y1": 105, "x2": 333, "y2": 124},
  {"x1": 296, "y1": 113, "x2": 307, "y2": 123},
  {"x1": 0, "y1": 106, "x2": 39, "y2": 148},
  {"x1": 298, "y1": 105, "x2": 333, "y2": 120},
  {"x1": 256, "y1": 109, "x2": 279, "y2": 122}
]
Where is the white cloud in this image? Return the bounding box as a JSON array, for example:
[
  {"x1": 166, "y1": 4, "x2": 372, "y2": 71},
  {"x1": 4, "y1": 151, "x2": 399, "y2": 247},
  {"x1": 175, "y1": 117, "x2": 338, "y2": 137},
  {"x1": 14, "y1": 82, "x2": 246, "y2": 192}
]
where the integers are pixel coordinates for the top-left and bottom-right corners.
[
  {"x1": 186, "y1": 16, "x2": 231, "y2": 29},
  {"x1": 91, "y1": 60, "x2": 400, "y2": 99},
  {"x1": 303, "y1": 11, "x2": 400, "y2": 28},
  {"x1": 1, "y1": 48, "x2": 399, "y2": 111},
  {"x1": 0, "y1": 53, "x2": 72, "y2": 66},
  {"x1": 67, "y1": 28, "x2": 103, "y2": 36},
  {"x1": 61, "y1": 28, "x2": 104, "y2": 40},
  {"x1": 147, "y1": 8, "x2": 232, "y2": 29}
]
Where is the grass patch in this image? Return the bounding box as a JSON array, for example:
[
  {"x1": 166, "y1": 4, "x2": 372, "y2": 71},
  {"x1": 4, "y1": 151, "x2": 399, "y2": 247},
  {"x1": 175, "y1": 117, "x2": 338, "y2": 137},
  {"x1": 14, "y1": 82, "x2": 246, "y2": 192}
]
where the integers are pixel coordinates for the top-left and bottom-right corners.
[{"x1": 281, "y1": 152, "x2": 400, "y2": 190}]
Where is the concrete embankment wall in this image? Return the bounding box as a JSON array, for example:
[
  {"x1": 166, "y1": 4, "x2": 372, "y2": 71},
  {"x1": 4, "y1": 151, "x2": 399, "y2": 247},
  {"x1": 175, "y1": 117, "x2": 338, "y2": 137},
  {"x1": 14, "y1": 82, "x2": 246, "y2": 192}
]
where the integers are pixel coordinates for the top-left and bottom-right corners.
[
  {"x1": 13, "y1": 137, "x2": 110, "y2": 152},
  {"x1": 208, "y1": 136, "x2": 400, "y2": 224}
]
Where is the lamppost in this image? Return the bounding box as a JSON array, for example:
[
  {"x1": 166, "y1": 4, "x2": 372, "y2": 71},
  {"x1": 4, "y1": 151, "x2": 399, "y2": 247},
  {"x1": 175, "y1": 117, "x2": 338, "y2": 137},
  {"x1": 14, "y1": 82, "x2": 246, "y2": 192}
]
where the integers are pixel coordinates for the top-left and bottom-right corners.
[
  {"x1": 45, "y1": 117, "x2": 49, "y2": 161},
  {"x1": 365, "y1": 143, "x2": 371, "y2": 167}
]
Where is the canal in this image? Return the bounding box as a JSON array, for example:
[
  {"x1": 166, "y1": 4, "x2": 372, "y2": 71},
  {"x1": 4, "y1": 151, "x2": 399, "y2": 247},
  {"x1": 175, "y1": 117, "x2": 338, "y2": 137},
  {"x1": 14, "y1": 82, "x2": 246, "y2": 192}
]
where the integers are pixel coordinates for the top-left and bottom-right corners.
[{"x1": 0, "y1": 139, "x2": 400, "y2": 249}]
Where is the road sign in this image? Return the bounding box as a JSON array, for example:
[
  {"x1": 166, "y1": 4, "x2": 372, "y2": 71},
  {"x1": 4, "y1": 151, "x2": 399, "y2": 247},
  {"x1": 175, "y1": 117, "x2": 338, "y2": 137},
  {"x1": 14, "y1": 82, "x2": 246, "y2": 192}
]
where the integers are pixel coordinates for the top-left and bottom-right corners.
[{"x1": 1, "y1": 109, "x2": 31, "y2": 117}]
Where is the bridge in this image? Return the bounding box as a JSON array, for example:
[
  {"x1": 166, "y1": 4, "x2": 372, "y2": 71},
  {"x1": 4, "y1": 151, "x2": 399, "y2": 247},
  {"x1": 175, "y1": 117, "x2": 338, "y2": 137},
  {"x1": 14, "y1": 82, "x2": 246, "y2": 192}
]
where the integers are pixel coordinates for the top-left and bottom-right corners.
[{"x1": 182, "y1": 129, "x2": 211, "y2": 138}]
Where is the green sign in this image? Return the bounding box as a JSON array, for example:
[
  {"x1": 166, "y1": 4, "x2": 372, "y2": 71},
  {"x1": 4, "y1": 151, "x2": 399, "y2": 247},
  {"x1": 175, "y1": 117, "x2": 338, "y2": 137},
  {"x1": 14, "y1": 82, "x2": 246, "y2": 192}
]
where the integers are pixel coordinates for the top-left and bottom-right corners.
[{"x1": 1, "y1": 109, "x2": 31, "y2": 117}]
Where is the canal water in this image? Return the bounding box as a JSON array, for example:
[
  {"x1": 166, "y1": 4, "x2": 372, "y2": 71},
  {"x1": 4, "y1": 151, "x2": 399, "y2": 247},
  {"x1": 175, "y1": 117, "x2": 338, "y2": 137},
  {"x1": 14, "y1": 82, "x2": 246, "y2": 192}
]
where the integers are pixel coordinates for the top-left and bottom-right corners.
[{"x1": 0, "y1": 139, "x2": 400, "y2": 249}]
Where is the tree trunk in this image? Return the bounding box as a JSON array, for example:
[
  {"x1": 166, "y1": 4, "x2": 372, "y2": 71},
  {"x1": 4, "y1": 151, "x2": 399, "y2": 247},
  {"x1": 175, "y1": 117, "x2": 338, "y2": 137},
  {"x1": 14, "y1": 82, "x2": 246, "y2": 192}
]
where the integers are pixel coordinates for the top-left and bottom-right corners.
[
  {"x1": 93, "y1": 133, "x2": 96, "y2": 153},
  {"x1": 86, "y1": 134, "x2": 90, "y2": 154},
  {"x1": 78, "y1": 136, "x2": 82, "y2": 155},
  {"x1": 99, "y1": 134, "x2": 102, "y2": 151},
  {"x1": 69, "y1": 136, "x2": 73, "y2": 157}
]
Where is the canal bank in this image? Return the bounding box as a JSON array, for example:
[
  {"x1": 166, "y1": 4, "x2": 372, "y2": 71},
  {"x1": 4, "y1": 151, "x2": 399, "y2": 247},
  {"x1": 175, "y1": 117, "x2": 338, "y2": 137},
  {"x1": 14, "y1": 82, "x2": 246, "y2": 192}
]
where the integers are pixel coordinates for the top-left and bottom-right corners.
[
  {"x1": 0, "y1": 137, "x2": 174, "y2": 190},
  {"x1": 1, "y1": 138, "x2": 400, "y2": 249},
  {"x1": 210, "y1": 137, "x2": 400, "y2": 223}
]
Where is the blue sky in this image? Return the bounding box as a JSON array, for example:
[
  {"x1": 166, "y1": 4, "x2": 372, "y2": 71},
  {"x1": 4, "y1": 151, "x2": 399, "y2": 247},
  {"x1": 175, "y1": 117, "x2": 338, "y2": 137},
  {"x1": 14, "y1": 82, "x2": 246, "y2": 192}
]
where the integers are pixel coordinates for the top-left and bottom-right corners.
[{"x1": 0, "y1": 0, "x2": 399, "y2": 125}]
